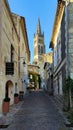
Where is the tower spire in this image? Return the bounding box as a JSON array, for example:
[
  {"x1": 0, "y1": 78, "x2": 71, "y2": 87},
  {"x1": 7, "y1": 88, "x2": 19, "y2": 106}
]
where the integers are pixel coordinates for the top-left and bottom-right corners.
[{"x1": 36, "y1": 18, "x2": 41, "y2": 34}]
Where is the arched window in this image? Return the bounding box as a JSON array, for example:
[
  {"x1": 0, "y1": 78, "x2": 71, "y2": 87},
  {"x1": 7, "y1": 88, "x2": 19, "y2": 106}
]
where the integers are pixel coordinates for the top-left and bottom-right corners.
[
  {"x1": 41, "y1": 46, "x2": 43, "y2": 54},
  {"x1": 38, "y1": 45, "x2": 40, "y2": 54}
]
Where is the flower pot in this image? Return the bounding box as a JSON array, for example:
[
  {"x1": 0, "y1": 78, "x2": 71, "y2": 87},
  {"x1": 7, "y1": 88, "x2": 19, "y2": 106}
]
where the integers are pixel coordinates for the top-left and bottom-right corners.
[
  {"x1": 14, "y1": 93, "x2": 19, "y2": 104},
  {"x1": 2, "y1": 98, "x2": 10, "y2": 114}
]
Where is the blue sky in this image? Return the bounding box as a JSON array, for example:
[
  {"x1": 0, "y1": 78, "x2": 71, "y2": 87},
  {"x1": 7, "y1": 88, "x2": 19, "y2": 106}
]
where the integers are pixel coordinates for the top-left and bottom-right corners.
[{"x1": 8, "y1": 0, "x2": 57, "y2": 62}]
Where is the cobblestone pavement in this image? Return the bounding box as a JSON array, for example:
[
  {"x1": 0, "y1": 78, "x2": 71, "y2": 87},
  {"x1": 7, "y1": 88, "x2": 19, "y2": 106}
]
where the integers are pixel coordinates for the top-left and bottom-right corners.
[{"x1": 5, "y1": 90, "x2": 71, "y2": 130}]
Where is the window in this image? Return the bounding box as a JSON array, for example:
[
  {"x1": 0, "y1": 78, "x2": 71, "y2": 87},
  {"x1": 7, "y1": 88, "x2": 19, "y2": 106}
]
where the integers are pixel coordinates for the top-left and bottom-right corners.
[
  {"x1": 41, "y1": 46, "x2": 43, "y2": 54},
  {"x1": 12, "y1": 27, "x2": 14, "y2": 40},
  {"x1": 57, "y1": 41, "x2": 61, "y2": 63},
  {"x1": 11, "y1": 44, "x2": 14, "y2": 62},
  {"x1": 54, "y1": 48, "x2": 57, "y2": 67},
  {"x1": 15, "y1": 83, "x2": 17, "y2": 93},
  {"x1": 22, "y1": 43, "x2": 24, "y2": 51},
  {"x1": 38, "y1": 45, "x2": 40, "y2": 54}
]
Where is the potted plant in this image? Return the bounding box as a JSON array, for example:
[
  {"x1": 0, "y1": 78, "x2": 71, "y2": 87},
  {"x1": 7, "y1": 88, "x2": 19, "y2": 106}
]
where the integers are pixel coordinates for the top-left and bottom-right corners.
[
  {"x1": 2, "y1": 97, "x2": 10, "y2": 114},
  {"x1": 63, "y1": 76, "x2": 73, "y2": 111},
  {"x1": 14, "y1": 93, "x2": 19, "y2": 104}
]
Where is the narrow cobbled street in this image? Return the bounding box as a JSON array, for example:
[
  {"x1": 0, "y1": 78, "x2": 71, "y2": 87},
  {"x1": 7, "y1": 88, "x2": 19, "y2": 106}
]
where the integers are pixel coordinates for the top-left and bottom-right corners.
[{"x1": 6, "y1": 90, "x2": 70, "y2": 130}]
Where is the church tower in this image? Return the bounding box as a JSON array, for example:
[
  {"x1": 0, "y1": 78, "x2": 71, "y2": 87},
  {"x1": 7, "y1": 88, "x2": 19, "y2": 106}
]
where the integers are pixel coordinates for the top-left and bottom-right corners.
[{"x1": 33, "y1": 18, "x2": 45, "y2": 64}]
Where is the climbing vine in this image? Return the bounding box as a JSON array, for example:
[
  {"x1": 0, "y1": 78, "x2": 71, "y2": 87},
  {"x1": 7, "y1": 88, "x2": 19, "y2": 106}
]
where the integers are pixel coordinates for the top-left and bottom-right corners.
[{"x1": 63, "y1": 76, "x2": 73, "y2": 94}]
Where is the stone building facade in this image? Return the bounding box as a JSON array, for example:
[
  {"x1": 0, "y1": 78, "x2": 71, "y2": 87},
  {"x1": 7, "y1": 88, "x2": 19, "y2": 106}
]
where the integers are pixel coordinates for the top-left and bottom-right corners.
[
  {"x1": 0, "y1": 0, "x2": 19, "y2": 111},
  {"x1": 0, "y1": 0, "x2": 30, "y2": 113},
  {"x1": 44, "y1": 62, "x2": 53, "y2": 94},
  {"x1": 33, "y1": 18, "x2": 45, "y2": 88},
  {"x1": 42, "y1": 52, "x2": 53, "y2": 64},
  {"x1": 33, "y1": 18, "x2": 45, "y2": 63},
  {"x1": 43, "y1": 52, "x2": 53, "y2": 92},
  {"x1": 50, "y1": 0, "x2": 73, "y2": 96},
  {"x1": 12, "y1": 14, "x2": 30, "y2": 94}
]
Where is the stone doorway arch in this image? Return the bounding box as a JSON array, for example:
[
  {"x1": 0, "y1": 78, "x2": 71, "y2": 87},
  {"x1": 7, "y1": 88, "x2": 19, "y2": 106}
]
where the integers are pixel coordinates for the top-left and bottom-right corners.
[{"x1": 5, "y1": 80, "x2": 14, "y2": 105}]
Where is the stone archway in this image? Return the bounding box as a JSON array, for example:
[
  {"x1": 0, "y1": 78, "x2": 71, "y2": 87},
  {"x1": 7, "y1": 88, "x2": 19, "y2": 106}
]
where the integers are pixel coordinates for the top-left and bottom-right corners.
[{"x1": 5, "y1": 80, "x2": 14, "y2": 105}]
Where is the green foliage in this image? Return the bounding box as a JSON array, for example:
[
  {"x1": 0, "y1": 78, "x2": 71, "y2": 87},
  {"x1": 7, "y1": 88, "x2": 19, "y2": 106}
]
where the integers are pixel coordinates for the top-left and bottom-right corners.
[
  {"x1": 29, "y1": 73, "x2": 38, "y2": 85},
  {"x1": 63, "y1": 76, "x2": 73, "y2": 94},
  {"x1": 67, "y1": 109, "x2": 73, "y2": 124},
  {"x1": 14, "y1": 93, "x2": 19, "y2": 97},
  {"x1": 28, "y1": 73, "x2": 40, "y2": 89},
  {"x1": 3, "y1": 97, "x2": 10, "y2": 102}
]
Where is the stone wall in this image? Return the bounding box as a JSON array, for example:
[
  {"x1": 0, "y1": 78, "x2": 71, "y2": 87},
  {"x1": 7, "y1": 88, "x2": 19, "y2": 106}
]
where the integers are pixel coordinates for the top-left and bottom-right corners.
[
  {"x1": 0, "y1": 0, "x2": 19, "y2": 113},
  {"x1": 68, "y1": 3, "x2": 73, "y2": 78}
]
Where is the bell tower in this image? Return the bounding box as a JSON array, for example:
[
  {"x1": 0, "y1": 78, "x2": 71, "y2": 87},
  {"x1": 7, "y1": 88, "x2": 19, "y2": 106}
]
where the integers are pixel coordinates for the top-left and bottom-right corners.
[{"x1": 33, "y1": 18, "x2": 45, "y2": 64}]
